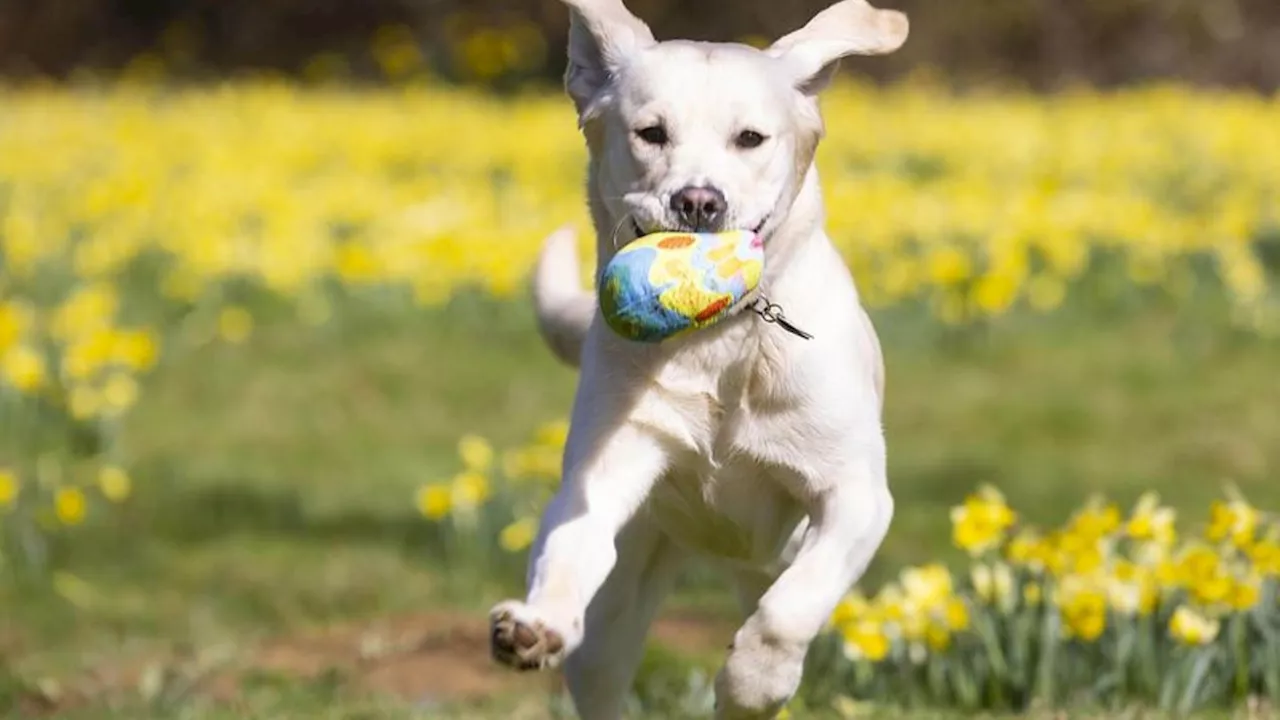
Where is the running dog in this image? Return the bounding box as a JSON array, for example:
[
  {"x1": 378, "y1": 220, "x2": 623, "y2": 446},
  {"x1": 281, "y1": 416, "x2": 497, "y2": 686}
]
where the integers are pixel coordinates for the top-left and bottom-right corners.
[{"x1": 489, "y1": 2, "x2": 908, "y2": 717}]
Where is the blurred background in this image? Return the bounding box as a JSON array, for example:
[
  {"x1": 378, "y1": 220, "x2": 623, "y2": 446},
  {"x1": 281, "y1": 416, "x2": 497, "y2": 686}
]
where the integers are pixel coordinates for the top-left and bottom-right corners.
[
  {"x1": 2, "y1": 0, "x2": 1280, "y2": 89},
  {"x1": 1, "y1": 1, "x2": 1279, "y2": 718}
]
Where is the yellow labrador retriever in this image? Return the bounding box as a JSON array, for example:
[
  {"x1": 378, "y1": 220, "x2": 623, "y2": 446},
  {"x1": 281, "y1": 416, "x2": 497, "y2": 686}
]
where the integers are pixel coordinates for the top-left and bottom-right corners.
[{"x1": 489, "y1": 2, "x2": 908, "y2": 717}]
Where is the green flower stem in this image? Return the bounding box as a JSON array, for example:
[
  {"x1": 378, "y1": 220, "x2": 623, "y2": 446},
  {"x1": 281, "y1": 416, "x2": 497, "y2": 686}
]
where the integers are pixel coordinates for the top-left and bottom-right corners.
[
  {"x1": 1035, "y1": 594, "x2": 1059, "y2": 706},
  {"x1": 1231, "y1": 612, "x2": 1248, "y2": 700},
  {"x1": 1178, "y1": 646, "x2": 1219, "y2": 714}
]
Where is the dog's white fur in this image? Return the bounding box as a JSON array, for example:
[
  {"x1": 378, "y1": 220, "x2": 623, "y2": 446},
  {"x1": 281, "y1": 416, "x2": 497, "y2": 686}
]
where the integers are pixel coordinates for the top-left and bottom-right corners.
[{"x1": 490, "y1": 2, "x2": 907, "y2": 717}]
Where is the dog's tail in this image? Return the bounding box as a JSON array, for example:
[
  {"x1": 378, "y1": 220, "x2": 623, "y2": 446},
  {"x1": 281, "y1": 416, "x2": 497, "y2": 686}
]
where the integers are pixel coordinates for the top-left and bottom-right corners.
[{"x1": 533, "y1": 226, "x2": 595, "y2": 368}]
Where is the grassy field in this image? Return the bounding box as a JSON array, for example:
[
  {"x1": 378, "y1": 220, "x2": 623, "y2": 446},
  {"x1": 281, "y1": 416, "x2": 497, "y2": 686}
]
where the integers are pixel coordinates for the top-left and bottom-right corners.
[
  {"x1": 3, "y1": 288, "x2": 1279, "y2": 718},
  {"x1": 3, "y1": 80, "x2": 1280, "y2": 717}
]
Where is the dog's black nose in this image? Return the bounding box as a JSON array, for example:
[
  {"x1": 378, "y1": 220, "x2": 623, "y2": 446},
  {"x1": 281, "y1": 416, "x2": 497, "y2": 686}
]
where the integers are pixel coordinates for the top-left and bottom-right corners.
[{"x1": 670, "y1": 186, "x2": 726, "y2": 232}]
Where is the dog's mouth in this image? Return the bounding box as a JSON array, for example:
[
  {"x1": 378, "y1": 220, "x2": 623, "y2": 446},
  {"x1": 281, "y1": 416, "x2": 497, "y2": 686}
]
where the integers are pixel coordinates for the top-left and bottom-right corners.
[{"x1": 630, "y1": 216, "x2": 769, "y2": 239}]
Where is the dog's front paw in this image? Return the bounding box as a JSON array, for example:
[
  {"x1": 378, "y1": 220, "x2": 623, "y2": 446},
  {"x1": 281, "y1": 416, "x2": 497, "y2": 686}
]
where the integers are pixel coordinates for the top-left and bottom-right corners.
[{"x1": 489, "y1": 601, "x2": 567, "y2": 671}]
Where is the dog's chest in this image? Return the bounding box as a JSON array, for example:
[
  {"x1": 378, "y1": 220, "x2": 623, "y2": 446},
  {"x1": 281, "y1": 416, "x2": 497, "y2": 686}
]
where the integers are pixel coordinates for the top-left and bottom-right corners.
[
  {"x1": 635, "y1": 327, "x2": 808, "y2": 566},
  {"x1": 647, "y1": 453, "x2": 806, "y2": 569}
]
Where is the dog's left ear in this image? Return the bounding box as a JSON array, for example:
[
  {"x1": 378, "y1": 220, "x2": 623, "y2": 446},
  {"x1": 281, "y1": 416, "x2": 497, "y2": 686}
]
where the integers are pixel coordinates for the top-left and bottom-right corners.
[
  {"x1": 560, "y1": 0, "x2": 655, "y2": 122},
  {"x1": 767, "y1": 0, "x2": 909, "y2": 95}
]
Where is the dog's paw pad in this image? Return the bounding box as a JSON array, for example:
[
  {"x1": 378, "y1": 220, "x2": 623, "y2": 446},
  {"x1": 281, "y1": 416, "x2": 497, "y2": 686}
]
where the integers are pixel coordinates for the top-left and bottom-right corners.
[{"x1": 489, "y1": 606, "x2": 565, "y2": 671}]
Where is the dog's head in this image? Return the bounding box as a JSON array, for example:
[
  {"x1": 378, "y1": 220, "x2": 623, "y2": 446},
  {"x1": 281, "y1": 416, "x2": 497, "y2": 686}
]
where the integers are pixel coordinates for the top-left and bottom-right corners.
[{"x1": 561, "y1": 0, "x2": 908, "y2": 247}]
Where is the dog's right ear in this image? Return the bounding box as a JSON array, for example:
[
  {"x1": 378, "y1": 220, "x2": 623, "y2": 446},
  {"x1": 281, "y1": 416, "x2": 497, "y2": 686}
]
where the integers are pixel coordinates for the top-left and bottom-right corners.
[{"x1": 560, "y1": 0, "x2": 654, "y2": 123}]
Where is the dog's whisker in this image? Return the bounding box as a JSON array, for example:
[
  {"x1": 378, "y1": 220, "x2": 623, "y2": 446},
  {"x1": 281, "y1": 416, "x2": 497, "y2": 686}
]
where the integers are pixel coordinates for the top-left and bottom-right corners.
[{"x1": 609, "y1": 212, "x2": 636, "y2": 250}]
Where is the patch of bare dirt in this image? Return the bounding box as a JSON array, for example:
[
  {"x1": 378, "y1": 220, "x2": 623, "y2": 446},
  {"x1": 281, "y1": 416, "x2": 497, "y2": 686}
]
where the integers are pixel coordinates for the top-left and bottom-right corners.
[
  {"x1": 38, "y1": 607, "x2": 735, "y2": 712},
  {"x1": 236, "y1": 608, "x2": 733, "y2": 702},
  {"x1": 237, "y1": 610, "x2": 557, "y2": 702},
  {"x1": 650, "y1": 612, "x2": 735, "y2": 656}
]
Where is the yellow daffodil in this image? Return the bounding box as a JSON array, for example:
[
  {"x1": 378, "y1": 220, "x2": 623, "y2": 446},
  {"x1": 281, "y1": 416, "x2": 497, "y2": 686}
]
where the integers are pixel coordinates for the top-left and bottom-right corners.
[
  {"x1": 830, "y1": 592, "x2": 871, "y2": 628},
  {"x1": 499, "y1": 517, "x2": 538, "y2": 553},
  {"x1": 2, "y1": 345, "x2": 47, "y2": 393},
  {"x1": 950, "y1": 485, "x2": 1017, "y2": 556},
  {"x1": 874, "y1": 583, "x2": 906, "y2": 624},
  {"x1": 0, "y1": 302, "x2": 33, "y2": 353},
  {"x1": 1126, "y1": 492, "x2": 1177, "y2": 546},
  {"x1": 98, "y1": 467, "x2": 132, "y2": 503},
  {"x1": 944, "y1": 597, "x2": 971, "y2": 631},
  {"x1": 1248, "y1": 538, "x2": 1280, "y2": 576},
  {"x1": 1206, "y1": 499, "x2": 1259, "y2": 549},
  {"x1": 54, "y1": 487, "x2": 88, "y2": 526},
  {"x1": 535, "y1": 420, "x2": 570, "y2": 449},
  {"x1": 1225, "y1": 574, "x2": 1261, "y2": 612},
  {"x1": 970, "y1": 562, "x2": 1014, "y2": 609},
  {"x1": 457, "y1": 435, "x2": 494, "y2": 473},
  {"x1": 0, "y1": 469, "x2": 19, "y2": 508},
  {"x1": 102, "y1": 374, "x2": 140, "y2": 414},
  {"x1": 51, "y1": 285, "x2": 118, "y2": 341},
  {"x1": 1169, "y1": 605, "x2": 1220, "y2": 646},
  {"x1": 1172, "y1": 543, "x2": 1236, "y2": 606},
  {"x1": 1057, "y1": 576, "x2": 1108, "y2": 642},
  {"x1": 902, "y1": 563, "x2": 953, "y2": 607},
  {"x1": 1106, "y1": 560, "x2": 1159, "y2": 616},
  {"x1": 840, "y1": 619, "x2": 891, "y2": 662},
  {"x1": 451, "y1": 471, "x2": 491, "y2": 511},
  {"x1": 415, "y1": 484, "x2": 452, "y2": 520},
  {"x1": 1067, "y1": 497, "x2": 1122, "y2": 540},
  {"x1": 111, "y1": 329, "x2": 160, "y2": 371},
  {"x1": 1005, "y1": 529, "x2": 1048, "y2": 571},
  {"x1": 971, "y1": 272, "x2": 1019, "y2": 315},
  {"x1": 925, "y1": 622, "x2": 952, "y2": 652}
]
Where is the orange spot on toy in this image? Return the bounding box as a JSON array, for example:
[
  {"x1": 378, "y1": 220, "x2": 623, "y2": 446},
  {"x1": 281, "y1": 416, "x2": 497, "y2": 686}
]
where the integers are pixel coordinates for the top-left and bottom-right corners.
[
  {"x1": 695, "y1": 296, "x2": 731, "y2": 322},
  {"x1": 657, "y1": 234, "x2": 696, "y2": 250}
]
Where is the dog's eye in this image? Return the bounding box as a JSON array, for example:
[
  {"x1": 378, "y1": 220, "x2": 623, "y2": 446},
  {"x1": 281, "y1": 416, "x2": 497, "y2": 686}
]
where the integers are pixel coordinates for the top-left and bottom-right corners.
[
  {"x1": 734, "y1": 130, "x2": 767, "y2": 149},
  {"x1": 636, "y1": 125, "x2": 669, "y2": 146}
]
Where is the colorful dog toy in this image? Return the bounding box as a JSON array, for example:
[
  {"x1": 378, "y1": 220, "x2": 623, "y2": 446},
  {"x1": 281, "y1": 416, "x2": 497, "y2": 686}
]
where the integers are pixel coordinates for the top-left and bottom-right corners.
[{"x1": 598, "y1": 230, "x2": 764, "y2": 343}]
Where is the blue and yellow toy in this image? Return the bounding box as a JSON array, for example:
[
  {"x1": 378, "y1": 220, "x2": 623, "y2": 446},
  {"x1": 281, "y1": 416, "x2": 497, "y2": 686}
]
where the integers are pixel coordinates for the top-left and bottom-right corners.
[{"x1": 598, "y1": 230, "x2": 764, "y2": 343}]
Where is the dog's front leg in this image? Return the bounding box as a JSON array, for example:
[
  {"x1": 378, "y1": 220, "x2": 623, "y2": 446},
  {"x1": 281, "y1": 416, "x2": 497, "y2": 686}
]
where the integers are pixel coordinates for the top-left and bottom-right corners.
[
  {"x1": 489, "y1": 415, "x2": 668, "y2": 672},
  {"x1": 715, "y1": 460, "x2": 894, "y2": 719}
]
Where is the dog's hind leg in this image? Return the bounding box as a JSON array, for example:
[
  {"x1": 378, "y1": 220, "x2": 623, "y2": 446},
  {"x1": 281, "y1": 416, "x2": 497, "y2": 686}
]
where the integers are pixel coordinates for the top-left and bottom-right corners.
[{"x1": 564, "y1": 516, "x2": 683, "y2": 720}]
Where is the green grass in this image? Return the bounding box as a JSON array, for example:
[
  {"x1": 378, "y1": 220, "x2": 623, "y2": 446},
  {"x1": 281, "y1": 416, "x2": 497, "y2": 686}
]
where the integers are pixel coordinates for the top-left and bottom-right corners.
[{"x1": 3, "y1": 287, "x2": 1280, "y2": 717}]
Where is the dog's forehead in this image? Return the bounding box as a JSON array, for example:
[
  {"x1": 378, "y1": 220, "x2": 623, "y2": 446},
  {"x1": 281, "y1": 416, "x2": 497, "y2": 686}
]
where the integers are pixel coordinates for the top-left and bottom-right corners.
[{"x1": 618, "y1": 40, "x2": 791, "y2": 114}]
